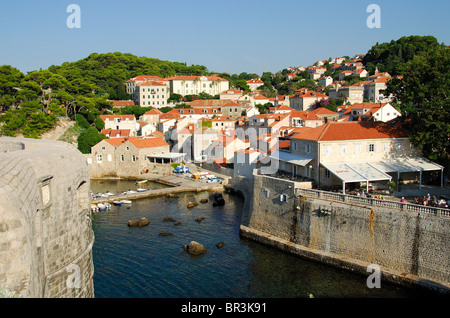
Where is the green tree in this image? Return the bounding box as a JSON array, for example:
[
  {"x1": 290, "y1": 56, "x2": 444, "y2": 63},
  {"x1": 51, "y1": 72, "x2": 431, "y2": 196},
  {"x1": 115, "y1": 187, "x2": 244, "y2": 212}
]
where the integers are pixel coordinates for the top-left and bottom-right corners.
[
  {"x1": 383, "y1": 45, "x2": 449, "y2": 167},
  {"x1": 77, "y1": 127, "x2": 107, "y2": 154}
]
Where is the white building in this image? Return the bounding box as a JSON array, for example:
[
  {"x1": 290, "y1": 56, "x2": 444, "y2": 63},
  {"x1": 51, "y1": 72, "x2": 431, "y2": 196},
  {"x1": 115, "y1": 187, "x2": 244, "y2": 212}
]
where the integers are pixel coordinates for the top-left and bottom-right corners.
[
  {"x1": 100, "y1": 115, "x2": 138, "y2": 136},
  {"x1": 137, "y1": 81, "x2": 169, "y2": 108},
  {"x1": 166, "y1": 75, "x2": 229, "y2": 96},
  {"x1": 247, "y1": 78, "x2": 265, "y2": 91}
]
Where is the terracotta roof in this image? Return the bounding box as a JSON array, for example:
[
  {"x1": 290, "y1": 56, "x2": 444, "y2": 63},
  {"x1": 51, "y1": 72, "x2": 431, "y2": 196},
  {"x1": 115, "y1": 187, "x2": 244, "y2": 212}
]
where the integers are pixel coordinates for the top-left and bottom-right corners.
[
  {"x1": 100, "y1": 115, "x2": 135, "y2": 121},
  {"x1": 101, "y1": 129, "x2": 131, "y2": 137},
  {"x1": 188, "y1": 99, "x2": 230, "y2": 107},
  {"x1": 169, "y1": 108, "x2": 221, "y2": 115},
  {"x1": 127, "y1": 75, "x2": 166, "y2": 83},
  {"x1": 138, "y1": 81, "x2": 167, "y2": 87},
  {"x1": 211, "y1": 116, "x2": 235, "y2": 122},
  {"x1": 221, "y1": 100, "x2": 241, "y2": 107},
  {"x1": 127, "y1": 137, "x2": 169, "y2": 148},
  {"x1": 165, "y1": 74, "x2": 228, "y2": 82},
  {"x1": 109, "y1": 100, "x2": 135, "y2": 107},
  {"x1": 310, "y1": 107, "x2": 338, "y2": 116},
  {"x1": 144, "y1": 108, "x2": 163, "y2": 115},
  {"x1": 291, "y1": 121, "x2": 407, "y2": 141}
]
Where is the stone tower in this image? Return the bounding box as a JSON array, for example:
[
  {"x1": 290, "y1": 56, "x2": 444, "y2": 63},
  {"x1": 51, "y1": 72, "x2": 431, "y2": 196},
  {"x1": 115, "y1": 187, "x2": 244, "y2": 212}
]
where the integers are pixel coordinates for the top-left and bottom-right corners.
[{"x1": 0, "y1": 137, "x2": 94, "y2": 297}]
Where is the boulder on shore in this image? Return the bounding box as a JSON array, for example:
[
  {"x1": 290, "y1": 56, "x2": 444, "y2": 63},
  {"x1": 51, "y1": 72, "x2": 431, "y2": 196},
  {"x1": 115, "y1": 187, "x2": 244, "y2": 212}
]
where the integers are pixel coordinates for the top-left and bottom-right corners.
[{"x1": 184, "y1": 241, "x2": 207, "y2": 256}]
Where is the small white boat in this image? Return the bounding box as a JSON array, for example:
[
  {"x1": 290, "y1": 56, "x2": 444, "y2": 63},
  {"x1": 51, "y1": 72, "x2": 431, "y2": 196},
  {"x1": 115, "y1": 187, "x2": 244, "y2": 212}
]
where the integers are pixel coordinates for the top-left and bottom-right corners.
[
  {"x1": 127, "y1": 190, "x2": 137, "y2": 194},
  {"x1": 97, "y1": 203, "x2": 106, "y2": 210},
  {"x1": 104, "y1": 202, "x2": 112, "y2": 209},
  {"x1": 137, "y1": 188, "x2": 147, "y2": 192},
  {"x1": 112, "y1": 201, "x2": 122, "y2": 206},
  {"x1": 91, "y1": 205, "x2": 98, "y2": 212},
  {"x1": 121, "y1": 200, "x2": 132, "y2": 204}
]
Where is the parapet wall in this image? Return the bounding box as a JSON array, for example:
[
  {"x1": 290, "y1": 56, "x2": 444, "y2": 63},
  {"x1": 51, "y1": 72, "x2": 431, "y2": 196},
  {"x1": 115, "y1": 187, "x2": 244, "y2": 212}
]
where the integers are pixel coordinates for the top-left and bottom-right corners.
[
  {"x1": 0, "y1": 137, "x2": 94, "y2": 298},
  {"x1": 242, "y1": 174, "x2": 450, "y2": 293}
]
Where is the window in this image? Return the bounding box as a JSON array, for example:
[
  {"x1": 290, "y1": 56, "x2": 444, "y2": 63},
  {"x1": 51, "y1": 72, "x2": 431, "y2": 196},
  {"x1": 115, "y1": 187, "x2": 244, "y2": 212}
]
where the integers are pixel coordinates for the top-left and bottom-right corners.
[
  {"x1": 96, "y1": 155, "x2": 102, "y2": 164},
  {"x1": 280, "y1": 194, "x2": 287, "y2": 202},
  {"x1": 132, "y1": 155, "x2": 136, "y2": 162},
  {"x1": 126, "y1": 146, "x2": 130, "y2": 151},
  {"x1": 305, "y1": 144, "x2": 311, "y2": 153},
  {"x1": 383, "y1": 143, "x2": 390, "y2": 153},
  {"x1": 101, "y1": 146, "x2": 106, "y2": 150},
  {"x1": 368, "y1": 144, "x2": 375, "y2": 152},
  {"x1": 324, "y1": 145, "x2": 332, "y2": 155},
  {"x1": 264, "y1": 189, "x2": 270, "y2": 198},
  {"x1": 396, "y1": 142, "x2": 403, "y2": 151},
  {"x1": 324, "y1": 169, "x2": 331, "y2": 179},
  {"x1": 293, "y1": 142, "x2": 297, "y2": 151},
  {"x1": 339, "y1": 145, "x2": 347, "y2": 155},
  {"x1": 121, "y1": 155, "x2": 124, "y2": 162},
  {"x1": 107, "y1": 154, "x2": 112, "y2": 162}
]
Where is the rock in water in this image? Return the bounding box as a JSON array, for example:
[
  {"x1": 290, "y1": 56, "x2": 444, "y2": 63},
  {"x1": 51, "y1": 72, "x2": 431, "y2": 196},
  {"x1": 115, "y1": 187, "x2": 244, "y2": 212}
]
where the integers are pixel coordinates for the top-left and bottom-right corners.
[
  {"x1": 216, "y1": 242, "x2": 225, "y2": 249},
  {"x1": 184, "y1": 241, "x2": 207, "y2": 255},
  {"x1": 159, "y1": 232, "x2": 173, "y2": 236},
  {"x1": 195, "y1": 217, "x2": 205, "y2": 223},
  {"x1": 187, "y1": 202, "x2": 198, "y2": 209},
  {"x1": 127, "y1": 220, "x2": 139, "y2": 227},
  {"x1": 163, "y1": 217, "x2": 176, "y2": 222},
  {"x1": 138, "y1": 217, "x2": 150, "y2": 227},
  {"x1": 200, "y1": 199, "x2": 208, "y2": 204},
  {"x1": 213, "y1": 193, "x2": 225, "y2": 207},
  {"x1": 174, "y1": 221, "x2": 182, "y2": 226}
]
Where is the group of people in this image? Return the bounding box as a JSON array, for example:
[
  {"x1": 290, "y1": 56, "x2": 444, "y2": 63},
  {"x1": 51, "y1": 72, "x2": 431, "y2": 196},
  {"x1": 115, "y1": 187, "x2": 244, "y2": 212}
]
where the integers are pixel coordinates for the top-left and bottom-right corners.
[
  {"x1": 355, "y1": 190, "x2": 385, "y2": 200},
  {"x1": 414, "y1": 194, "x2": 449, "y2": 208}
]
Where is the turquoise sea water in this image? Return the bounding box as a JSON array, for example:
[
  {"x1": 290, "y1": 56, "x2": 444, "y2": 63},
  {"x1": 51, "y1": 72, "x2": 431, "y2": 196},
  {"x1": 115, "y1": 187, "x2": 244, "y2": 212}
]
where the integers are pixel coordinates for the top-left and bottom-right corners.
[{"x1": 90, "y1": 181, "x2": 433, "y2": 298}]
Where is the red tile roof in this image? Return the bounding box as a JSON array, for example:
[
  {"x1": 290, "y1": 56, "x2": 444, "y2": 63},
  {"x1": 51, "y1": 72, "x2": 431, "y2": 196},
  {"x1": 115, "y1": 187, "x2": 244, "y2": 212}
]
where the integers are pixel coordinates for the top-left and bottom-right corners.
[
  {"x1": 100, "y1": 115, "x2": 135, "y2": 121},
  {"x1": 291, "y1": 121, "x2": 407, "y2": 141}
]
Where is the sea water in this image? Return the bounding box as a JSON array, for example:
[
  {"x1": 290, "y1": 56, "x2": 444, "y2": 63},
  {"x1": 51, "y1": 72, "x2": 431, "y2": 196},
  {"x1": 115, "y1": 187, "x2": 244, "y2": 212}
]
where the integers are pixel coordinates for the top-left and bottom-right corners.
[{"x1": 90, "y1": 180, "x2": 430, "y2": 298}]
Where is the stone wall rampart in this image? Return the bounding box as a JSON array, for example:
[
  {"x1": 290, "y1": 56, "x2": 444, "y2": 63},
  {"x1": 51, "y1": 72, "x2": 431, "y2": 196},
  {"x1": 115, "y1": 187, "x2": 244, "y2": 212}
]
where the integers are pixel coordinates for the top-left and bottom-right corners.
[{"x1": 240, "y1": 174, "x2": 450, "y2": 293}]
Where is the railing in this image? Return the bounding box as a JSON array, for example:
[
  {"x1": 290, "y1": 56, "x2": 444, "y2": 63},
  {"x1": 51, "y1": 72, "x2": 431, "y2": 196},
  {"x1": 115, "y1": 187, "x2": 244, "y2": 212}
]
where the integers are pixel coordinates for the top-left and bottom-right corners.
[{"x1": 297, "y1": 188, "x2": 450, "y2": 218}]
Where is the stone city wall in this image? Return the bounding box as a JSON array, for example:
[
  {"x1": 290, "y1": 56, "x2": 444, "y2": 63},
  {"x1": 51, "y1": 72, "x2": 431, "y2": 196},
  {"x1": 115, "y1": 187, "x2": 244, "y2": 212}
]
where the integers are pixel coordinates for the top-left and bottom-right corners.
[
  {"x1": 0, "y1": 137, "x2": 94, "y2": 298},
  {"x1": 241, "y1": 174, "x2": 450, "y2": 293}
]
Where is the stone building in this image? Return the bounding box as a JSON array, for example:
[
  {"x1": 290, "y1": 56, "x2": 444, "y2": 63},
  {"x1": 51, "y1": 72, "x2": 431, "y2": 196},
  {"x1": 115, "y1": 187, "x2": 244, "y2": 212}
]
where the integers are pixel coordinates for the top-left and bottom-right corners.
[
  {"x1": 0, "y1": 137, "x2": 94, "y2": 298},
  {"x1": 86, "y1": 136, "x2": 171, "y2": 178}
]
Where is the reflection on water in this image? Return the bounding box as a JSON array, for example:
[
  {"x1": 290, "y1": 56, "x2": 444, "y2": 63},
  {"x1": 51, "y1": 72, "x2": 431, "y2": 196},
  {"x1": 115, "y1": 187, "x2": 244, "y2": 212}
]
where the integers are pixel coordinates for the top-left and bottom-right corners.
[{"x1": 91, "y1": 180, "x2": 434, "y2": 298}]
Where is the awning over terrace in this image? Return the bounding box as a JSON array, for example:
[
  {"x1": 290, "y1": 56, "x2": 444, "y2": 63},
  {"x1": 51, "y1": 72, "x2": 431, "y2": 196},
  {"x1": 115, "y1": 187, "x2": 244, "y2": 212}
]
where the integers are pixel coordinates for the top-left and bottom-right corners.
[
  {"x1": 269, "y1": 150, "x2": 313, "y2": 167},
  {"x1": 370, "y1": 157, "x2": 445, "y2": 189},
  {"x1": 322, "y1": 157, "x2": 445, "y2": 193},
  {"x1": 321, "y1": 162, "x2": 392, "y2": 194},
  {"x1": 147, "y1": 153, "x2": 186, "y2": 164}
]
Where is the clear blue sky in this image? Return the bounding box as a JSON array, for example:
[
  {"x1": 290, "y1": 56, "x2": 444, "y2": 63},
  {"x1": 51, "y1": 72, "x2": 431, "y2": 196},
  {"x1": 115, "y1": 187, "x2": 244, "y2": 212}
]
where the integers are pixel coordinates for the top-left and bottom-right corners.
[{"x1": 1, "y1": 0, "x2": 449, "y2": 75}]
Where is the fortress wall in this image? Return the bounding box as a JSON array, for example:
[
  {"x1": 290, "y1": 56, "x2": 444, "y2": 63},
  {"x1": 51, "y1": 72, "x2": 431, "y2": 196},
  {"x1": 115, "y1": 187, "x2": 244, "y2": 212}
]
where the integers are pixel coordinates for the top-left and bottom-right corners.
[
  {"x1": 0, "y1": 137, "x2": 94, "y2": 298},
  {"x1": 241, "y1": 174, "x2": 450, "y2": 292}
]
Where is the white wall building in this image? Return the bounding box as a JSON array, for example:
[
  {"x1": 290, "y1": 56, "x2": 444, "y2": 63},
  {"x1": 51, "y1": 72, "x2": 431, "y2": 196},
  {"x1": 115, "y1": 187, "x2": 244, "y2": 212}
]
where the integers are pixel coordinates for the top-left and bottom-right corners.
[{"x1": 166, "y1": 75, "x2": 229, "y2": 96}]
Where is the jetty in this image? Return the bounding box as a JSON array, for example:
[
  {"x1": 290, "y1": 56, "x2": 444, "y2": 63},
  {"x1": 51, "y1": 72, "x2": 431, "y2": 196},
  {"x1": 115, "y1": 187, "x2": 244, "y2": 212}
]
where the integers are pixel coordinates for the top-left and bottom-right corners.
[{"x1": 91, "y1": 174, "x2": 227, "y2": 205}]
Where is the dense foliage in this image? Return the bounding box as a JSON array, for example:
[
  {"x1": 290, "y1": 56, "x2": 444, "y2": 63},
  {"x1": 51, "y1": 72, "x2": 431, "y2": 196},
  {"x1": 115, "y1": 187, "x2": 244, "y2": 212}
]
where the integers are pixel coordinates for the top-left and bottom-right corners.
[
  {"x1": 383, "y1": 44, "x2": 449, "y2": 168},
  {"x1": 362, "y1": 35, "x2": 441, "y2": 75}
]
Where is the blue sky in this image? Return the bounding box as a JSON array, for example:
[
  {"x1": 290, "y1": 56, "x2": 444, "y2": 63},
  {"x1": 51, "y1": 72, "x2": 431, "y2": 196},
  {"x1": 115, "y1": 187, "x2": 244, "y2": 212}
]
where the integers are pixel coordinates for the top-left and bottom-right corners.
[{"x1": 1, "y1": 0, "x2": 449, "y2": 75}]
